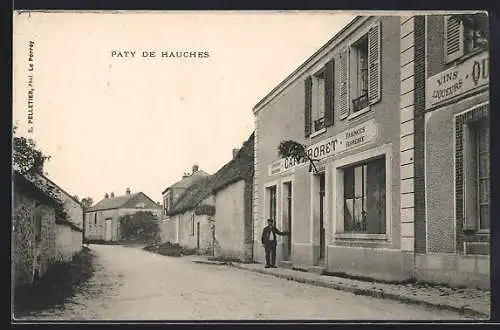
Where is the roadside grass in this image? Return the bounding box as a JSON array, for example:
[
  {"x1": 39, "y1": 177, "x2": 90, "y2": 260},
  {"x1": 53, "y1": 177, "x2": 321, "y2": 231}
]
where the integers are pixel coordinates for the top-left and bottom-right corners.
[{"x1": 13, "y1": 246, "x2": 95, "y2": 318}]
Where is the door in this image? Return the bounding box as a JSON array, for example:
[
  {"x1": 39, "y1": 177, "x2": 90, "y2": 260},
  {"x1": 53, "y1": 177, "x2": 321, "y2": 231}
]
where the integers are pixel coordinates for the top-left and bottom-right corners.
[
  {"x1": 196, "y1": 222, "x2": 200, "y2": 249},
  {"x1": 105, "y1": 218, "x2": 112, "y2": 241},
  {"x1": 319, "y1": 173, "x2": 326, "y2": 261},
  {"x1": 284, "y1": 182, "x2": 292, "y2": 260}
]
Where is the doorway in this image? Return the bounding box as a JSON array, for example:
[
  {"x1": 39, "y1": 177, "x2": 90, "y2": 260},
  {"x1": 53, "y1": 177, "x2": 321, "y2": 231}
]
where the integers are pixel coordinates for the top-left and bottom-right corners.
[
  {"x1": 105, "y1": 218, "x2": 112, "y2": 241},
  {"x1": 283, "y1": 182, "x2": 292, "y2": 260},
  {"x1": 313, "y1": 172, "x2": 326, "y2": 265},
  {"x1": 319, "y1": 173, "x2": 325, "y2": 262},
  {"x1": 196, "y1": 222, "x2": 200, "y2": 250}
]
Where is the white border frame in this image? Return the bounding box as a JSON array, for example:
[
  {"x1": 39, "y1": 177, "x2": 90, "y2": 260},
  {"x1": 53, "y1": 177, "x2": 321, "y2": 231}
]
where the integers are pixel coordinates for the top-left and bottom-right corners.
[{"x1": 331, "y1": 143, "x2": 393, "y2": 242}]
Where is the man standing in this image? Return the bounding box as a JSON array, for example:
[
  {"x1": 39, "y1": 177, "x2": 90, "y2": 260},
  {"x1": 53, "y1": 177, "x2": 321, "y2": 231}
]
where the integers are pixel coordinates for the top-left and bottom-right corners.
[{"x1": 261, "y1": 219, "x2": 289, "y2": 268}]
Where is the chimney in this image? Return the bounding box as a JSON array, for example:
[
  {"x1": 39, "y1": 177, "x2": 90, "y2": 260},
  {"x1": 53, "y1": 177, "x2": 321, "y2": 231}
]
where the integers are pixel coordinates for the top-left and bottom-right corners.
[
  {"x1": 192, "y1": 164, "x2": 199, "y2": 174},
  {"x1": 232, "y1": 148, "x2": 240, "y2": 159},
  {"x1": 126, "y1": 187, "x2": 131, "y2": 195},
  {"x1": 104, "y1": 193, "x2": 109, "y2": 199},
  {"x1": 182, "y1": 172, "x2": 190, "y2": 179},
  {"x1": 110, "y1": 192, "x2": 115, "y2": 198}
]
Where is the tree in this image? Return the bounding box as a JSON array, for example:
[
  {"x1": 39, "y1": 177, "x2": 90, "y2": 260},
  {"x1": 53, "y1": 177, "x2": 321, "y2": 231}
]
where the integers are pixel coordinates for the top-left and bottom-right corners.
[
  {"x1": 119, "y1": 211, "x2": 160, "y2": 243},
  {"x1": 80, "y1": 197, "x2": 94, "y2": 210},
  {"x1": 13, "y1": 128, "x2": 51, "y2": 175},
  {"x1": 278, "y1": 140, "x2": 319, "y2": 173}
]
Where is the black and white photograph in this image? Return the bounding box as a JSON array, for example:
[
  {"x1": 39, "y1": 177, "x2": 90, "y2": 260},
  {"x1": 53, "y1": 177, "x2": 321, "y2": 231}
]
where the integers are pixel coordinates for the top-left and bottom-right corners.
[{"x1": 12, "y1": 11, "x2": 490, "y2": 321}]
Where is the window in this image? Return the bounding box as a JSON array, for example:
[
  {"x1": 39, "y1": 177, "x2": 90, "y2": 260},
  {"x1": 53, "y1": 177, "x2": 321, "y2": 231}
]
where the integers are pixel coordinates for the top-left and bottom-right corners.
[
  {"x1": 266, "y1": 185, "x2": 277, "y2": 221},
  {"x1": 136, "y1": 203, "x2": 145, "y2": 208},
  {"x1": 304, "y1": 60, "x2": 335, "y2": 137},
  {"x1": 343, "y1": 157, "x2": 385, "y2": 233},
  {"x1": 312, "y1": 72, "x2": 326, "y2": 132},
  {"x1": 463, "y1": 118, "x2": 490, "y2": 231},
  {"x1": 340, "y1": 22, "x2": 381, "y2": 120},
  {"x1": 351, "y1": 35, "x2": 369, "y2": 112},
  {"x1": 444, "y1": 14, "x2": 488, "y2": 63},
  {"x1": 94, "y1": 213, "x2": 97, "y2": 225}
]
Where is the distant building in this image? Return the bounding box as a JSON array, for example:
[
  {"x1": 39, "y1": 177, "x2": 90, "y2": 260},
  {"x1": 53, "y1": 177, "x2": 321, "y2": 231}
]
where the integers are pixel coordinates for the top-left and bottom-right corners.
[
  {"x1": 161, "y1": 177, "x2": 215, "y2": 253},
  {"x1": 84, "y1": 189, "x2": 162, "y2": 242},
  {"x1": 161, "y1": 164, "x2": 210, "y2": 217}
]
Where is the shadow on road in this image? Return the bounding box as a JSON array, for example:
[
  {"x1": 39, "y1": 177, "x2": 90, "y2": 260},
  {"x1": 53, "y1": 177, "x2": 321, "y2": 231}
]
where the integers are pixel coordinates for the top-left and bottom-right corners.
[{"x1": 13, "y1": 247, "x2": 95, "y2": 318}]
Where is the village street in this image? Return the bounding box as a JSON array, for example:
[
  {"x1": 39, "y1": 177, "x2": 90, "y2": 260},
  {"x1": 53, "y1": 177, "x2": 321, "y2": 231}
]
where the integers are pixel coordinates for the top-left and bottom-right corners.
[{"x1": 16, "y1": 244, "x2": 471, "y2": 321}]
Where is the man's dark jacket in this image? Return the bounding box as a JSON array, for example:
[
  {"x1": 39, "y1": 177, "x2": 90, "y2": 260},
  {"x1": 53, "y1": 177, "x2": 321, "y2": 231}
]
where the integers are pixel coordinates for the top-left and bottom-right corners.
[{"x1": 261, "y1": 226, "x2": 286, "y2": 244}]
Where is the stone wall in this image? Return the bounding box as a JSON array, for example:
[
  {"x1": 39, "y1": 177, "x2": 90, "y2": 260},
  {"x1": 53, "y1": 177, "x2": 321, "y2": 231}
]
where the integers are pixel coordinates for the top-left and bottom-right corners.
[{"x1": 12, "y1": 191, "x2": 56, "y2": 288}]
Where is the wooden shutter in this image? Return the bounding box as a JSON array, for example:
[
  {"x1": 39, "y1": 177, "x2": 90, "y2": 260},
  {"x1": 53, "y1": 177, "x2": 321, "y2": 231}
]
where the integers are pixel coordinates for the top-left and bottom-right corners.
[
  {"x1": 324, "y1": 59, "x2": 335, "y2": 127},
  {"x1": 444, "y1": 15, "x2": 464, "y2": 63},
  {"x1": 368, "y1": 21, "x2": 381, "y2": 105},
  {"x1": 304, "y1": 76, "x2": 312, "y2": 137},
  {"x1": 339, "y1": 49, "x2": 349, "y2": 120}
]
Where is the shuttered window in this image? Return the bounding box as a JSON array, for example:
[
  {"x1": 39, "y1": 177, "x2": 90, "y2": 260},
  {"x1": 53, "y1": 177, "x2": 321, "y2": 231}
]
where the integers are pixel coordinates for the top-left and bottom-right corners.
[
  {"x1": 324, "y1": 59, "x2": 335, "y2": 127},
  {"x1": 368, "y1": 22, "x2": 381, "y2": 104},
  {"x1": 304, "y1": 76, "x2": 312, "y2": 137},
  {"x1": 444, "y1": 15, "x2": 464, "y2": 63},
  {"x1": 338, "y1": 49, "x2": 349, "y2": 120}
]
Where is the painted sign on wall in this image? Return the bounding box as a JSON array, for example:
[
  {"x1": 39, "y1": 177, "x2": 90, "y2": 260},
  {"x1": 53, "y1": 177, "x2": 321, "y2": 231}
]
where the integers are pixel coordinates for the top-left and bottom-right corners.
[
  {"x1": 426, "y1": 51, "x2": 489, "y2": 109},
  {"x1": 268, "y1": 119, "x2": 378, "y2": 176}
]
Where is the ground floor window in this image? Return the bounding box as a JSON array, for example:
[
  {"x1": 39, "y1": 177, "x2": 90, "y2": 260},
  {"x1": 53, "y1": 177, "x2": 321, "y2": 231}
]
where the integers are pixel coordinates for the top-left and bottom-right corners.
[
  {"x1": 463, "y1": 117, "x2": 490, "y2": 231},
  {"x1": 343, "y1": 156, "x2": 386, "y2": 233}
]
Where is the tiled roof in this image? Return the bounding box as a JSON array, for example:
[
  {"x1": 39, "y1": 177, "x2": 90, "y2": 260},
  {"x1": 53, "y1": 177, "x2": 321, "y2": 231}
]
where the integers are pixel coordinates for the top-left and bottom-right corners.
[{"x1": 88, "y1": 193, "x2": 139, "y2": 211}]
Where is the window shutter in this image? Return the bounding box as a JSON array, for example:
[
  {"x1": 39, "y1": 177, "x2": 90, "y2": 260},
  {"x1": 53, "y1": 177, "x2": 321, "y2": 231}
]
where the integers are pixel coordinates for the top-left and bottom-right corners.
[
  {"x1": 339, "y1": 49, "x2": 349, "y2": 120},
  {"x1": 368, "y1": 21, "x2": 381, "y2": 105},
  {"x1": 444, "y1": 16, "x2": 464, "y2": 63},
  {"x1": 324, "y1": 59, "x2": 335, "y2": 127},
  {"x1": 304, "y1": 76, "x2": 312, "y2": 137}
]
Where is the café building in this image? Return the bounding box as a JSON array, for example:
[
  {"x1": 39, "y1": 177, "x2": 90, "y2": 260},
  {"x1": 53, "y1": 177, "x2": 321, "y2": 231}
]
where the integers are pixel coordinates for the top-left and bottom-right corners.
[{"x1": 252, "y1": 16, "x2": 416, "y2": 281}]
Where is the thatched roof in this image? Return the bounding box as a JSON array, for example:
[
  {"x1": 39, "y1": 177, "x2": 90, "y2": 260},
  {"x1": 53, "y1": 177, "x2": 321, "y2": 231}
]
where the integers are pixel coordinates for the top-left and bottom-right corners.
[
  {"x1": 167, "y1": 132, "x2": 254, "y2": 216},
  {"x1": 13, "y1": 170, "x2": 59, "y2": 208},
  {"x1": 211, "y1": 132, "x2": 254, "y2": 193}
]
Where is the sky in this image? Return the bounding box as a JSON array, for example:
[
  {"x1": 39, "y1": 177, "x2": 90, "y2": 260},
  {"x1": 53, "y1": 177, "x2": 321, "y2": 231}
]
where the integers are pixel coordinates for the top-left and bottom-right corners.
[{"x1": 13, "y1": 11, "x2": 355, "y2": 204}]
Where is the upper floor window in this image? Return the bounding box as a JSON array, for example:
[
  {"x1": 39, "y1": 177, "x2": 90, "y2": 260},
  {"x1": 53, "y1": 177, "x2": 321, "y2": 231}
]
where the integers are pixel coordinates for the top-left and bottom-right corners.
[
  {"x1": 444, "y1": 14, "x2": 489, "y2": 63},
  {"x1": 136, "y1": 202, "x2": 145, "y2": 208},
  {"x1": 304, "y1": 60, "x2": 334, "y2": 138},
  {"x1": 312, "y1": 71, "x2": 326, "y2": 132},
  {"x1": 351, "y1": 35, "x2": 369, "y2": 112},
  {"x1": 339, "y1": 21, "x2": 381, "y2": 120}
]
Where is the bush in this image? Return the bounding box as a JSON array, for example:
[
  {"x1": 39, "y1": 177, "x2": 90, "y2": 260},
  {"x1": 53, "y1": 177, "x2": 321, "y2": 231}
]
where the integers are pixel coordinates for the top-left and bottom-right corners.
[{"x1": 143, "y1": 242, "x2": 199, "y2": 257}]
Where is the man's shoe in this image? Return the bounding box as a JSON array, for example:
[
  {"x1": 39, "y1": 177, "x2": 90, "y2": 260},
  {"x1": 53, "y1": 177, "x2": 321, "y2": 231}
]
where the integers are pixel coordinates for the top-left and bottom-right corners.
[
  {"x1": 265, "y1": 265, "x2": 271, "y2": 268},
  {"x1": 271, "y1": 265, "x2": 277, "y2": 268}
]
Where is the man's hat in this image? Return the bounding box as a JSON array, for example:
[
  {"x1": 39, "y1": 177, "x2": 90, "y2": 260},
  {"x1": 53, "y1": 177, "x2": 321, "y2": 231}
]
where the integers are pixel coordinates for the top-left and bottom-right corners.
[{"x1": 267, "y1": 218, "x2": 274, "y2": 223}]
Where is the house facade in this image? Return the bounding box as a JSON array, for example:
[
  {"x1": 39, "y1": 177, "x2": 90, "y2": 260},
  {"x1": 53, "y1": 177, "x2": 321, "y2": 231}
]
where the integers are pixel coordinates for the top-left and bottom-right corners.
[
  {"x1": 211, "y1": 133, "x2": 254, "y2": 262},
  {"x1": 161, "y1": 165, "x2": 210, "y2": 217},
  {"x1": 253, "y1": 16, "x2": 413, "y2": 281},
  {"x1": 84, "y1": 190, "x2": 162, "y2": 242},
  {"x1": 162, "y1": 177, "x2": 215, "y2": 253},
  {"x1": 411, "y1": 14, "x2": 490, "y2": 288}
]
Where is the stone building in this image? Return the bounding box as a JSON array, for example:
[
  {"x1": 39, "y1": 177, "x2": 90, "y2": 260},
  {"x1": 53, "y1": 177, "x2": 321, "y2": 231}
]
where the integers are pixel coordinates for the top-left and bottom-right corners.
[{"x1": 84, "y1": 190, "x2": 162, "y2": 242}]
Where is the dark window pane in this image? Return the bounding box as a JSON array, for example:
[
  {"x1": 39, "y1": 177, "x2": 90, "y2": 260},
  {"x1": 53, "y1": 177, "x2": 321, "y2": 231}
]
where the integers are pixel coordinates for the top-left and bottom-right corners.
[
  {"x1": 480, "y1": 205, "x2": 490, "y2": 230},
  {"x1": 344, "y1": 167, "x2": 354, "y2": 198}
]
